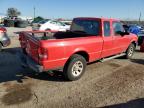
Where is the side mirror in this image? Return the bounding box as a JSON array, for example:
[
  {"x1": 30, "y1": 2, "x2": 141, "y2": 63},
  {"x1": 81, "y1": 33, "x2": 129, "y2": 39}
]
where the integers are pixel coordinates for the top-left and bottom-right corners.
[
  {"x1": 116, "y1": 31, "x2": 129, "y2": 36},
  {"x1": 124, "y1": 31, "x2": 130, "y2": 35}
]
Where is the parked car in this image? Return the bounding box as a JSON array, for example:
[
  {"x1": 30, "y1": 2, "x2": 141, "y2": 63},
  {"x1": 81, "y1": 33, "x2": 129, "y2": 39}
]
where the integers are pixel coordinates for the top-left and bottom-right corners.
[
  {"x1": 31, "y1": 19, "x2": 46, "y2": 26},
  {"x1": 0, "y1": 26, "x2": 10, "y2": 51},
  {"x1": 18, "y1": 17, "x2": 137, "y2": 81},
  {"x1": 124, "y1": 24, "x2": 144, "y2": 45},
  {"x1": 138, "y1": 31, "x2": 144, "y2": 45},
  {"x1": 31, "y1": 16, "x2": 44, "y2": 26},
  {"x1": 140, "y1": 26, "x2": 144, "y2": 32},
  {"x1": 32, "y1": 19, "x2": 70, "y2": 31},
  {"x1": 32, "y1": 19, "x2": 50, "y2": 27}
]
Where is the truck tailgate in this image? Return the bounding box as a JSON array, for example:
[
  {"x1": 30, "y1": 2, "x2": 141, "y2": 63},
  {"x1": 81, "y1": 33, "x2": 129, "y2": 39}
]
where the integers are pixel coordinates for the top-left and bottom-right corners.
[{"x1": 23, "y1": 33, "x2": 40, "y2": 62}]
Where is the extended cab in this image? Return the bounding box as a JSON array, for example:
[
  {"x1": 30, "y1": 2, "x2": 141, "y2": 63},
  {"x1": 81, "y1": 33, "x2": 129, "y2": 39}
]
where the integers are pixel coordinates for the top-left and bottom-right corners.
[{"x1": 18, "y1": 17, "x2": 138, "y2": 81}]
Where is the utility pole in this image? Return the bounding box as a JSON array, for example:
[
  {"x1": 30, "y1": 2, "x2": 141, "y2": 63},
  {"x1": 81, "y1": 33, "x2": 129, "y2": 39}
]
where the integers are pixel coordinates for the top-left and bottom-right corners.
[
  {"x1": 34, "y1": 6, "x2": 36, "y2": 19},
  {"x1": 139, "y1": 12, "x2": 141, "y2": 25}
]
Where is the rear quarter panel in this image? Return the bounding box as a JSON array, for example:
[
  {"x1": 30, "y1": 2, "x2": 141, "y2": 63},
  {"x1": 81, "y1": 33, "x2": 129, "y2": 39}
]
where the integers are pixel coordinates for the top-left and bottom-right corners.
[
  {"x1": 40, "y1": 36, "x2": 103, "y2": 70},
  {"x1": 63, "y1": 36, "x2": 103, "y2": 62}
]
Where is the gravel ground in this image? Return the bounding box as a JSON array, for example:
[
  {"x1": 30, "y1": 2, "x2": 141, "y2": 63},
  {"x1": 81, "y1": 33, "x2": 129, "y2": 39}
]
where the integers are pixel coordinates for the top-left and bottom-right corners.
[
  {"x1": 5, "y1": 27, "x2": 32, "y2": 48},
  {"x1": 6, "y1": 26, "x2": 32, "y2": 37},
  {"x1": 0, "y1": 27, "x2": 144, "y2": 108}
]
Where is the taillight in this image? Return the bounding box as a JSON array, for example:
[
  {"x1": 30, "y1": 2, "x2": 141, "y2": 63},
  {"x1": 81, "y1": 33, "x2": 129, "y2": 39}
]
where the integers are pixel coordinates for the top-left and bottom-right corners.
[
  {"x1": 38, "y1": 48, "x2": 48, "y2": 60},
  {"x1": 19, "y1": 33, "x2": 24, "y2": 40}
]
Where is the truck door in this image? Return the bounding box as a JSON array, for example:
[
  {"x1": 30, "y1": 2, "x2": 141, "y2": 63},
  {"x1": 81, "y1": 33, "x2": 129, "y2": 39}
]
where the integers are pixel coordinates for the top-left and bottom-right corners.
[
  {"x1": 112, "y1": 21, "x2": 130, "y2": 54},
  {"x1": 101, "y1": 20, "x2": 114, "y2": 58}
]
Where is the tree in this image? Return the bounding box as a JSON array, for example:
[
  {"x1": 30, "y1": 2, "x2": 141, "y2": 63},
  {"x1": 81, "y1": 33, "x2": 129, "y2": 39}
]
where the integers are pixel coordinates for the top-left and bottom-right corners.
[
  {"x1": 33, "y1": 16, "x2": 44, "y2": 22},
  {"x1": 7, "y1": 8, "x2": 21, "y2": 17}
]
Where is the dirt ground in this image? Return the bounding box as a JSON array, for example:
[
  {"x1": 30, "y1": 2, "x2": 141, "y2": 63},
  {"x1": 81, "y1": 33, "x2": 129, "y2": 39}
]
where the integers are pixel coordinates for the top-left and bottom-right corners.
[{"x1": 0, "y1": 27, "x2": 144, "y2": 108}]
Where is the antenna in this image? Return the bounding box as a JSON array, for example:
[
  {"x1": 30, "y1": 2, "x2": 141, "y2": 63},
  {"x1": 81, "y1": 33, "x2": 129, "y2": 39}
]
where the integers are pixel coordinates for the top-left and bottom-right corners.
[
  {"x1": 34, "y1": 6, "x2": 36, "y2": 19},
  {"x1": 139, "y1": 12, "x2": 141, "y2": 25}
]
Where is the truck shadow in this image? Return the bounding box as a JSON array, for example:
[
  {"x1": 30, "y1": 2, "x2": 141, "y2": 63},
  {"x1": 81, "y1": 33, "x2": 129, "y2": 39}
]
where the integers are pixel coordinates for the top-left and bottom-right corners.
[
  {"x1": 21, "y1": 69, "x2": 66, "y2": 82},
  {"x1": 101, "y1": 98, "x2": 144, "y2": 108},
  {"x1": 131, "y1": 59, "x2": 144, "y2": 65},
  {"x1": 0, "y1": 47, "x2": 66, "y2": 84}
]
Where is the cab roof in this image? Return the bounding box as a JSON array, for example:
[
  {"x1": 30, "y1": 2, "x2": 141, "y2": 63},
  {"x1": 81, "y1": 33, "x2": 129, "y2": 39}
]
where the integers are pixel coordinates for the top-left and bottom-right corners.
[{"x1": 74, "y1": 17, "x2": 120, "y2": 22}]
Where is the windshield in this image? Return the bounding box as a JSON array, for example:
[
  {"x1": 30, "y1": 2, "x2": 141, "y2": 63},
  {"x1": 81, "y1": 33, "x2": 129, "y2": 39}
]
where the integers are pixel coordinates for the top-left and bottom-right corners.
[
  {"x1": 58, "y1": 22, "x2": 66, "y2": 26},
  {"x1": 71, "y1": 19, "x2": 100, "y2": 35},
  {"x1": 39, "y1": 19, "x2": 50, "y2": 24}
]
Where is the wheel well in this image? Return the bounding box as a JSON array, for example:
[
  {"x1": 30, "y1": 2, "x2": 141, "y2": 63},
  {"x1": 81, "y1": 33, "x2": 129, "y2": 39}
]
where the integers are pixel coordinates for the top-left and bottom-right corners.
[{"x1": 74, "y1": 51, "x2": 89, "y2": 62}]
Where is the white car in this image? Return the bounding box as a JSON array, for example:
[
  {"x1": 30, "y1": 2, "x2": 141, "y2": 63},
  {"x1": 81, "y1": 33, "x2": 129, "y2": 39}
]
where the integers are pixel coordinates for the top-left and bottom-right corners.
[{"x1": 32, "y1": 19, "x2": 70, "y2": 31}]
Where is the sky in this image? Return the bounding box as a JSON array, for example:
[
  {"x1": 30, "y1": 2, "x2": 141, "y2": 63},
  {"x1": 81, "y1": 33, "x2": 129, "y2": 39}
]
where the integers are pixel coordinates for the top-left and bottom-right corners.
[{"x1": 0, "y1": 0, "x2": 144, "y2": 20}]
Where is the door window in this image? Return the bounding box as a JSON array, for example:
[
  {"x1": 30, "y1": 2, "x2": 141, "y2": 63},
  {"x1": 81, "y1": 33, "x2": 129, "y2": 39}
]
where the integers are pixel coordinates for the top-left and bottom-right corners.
[
  {"x1": 57, "y1": 22, "x2": 65, "y2": 26},
  {"x1": 104, "y1": 21, "x2": 110, "y2": 37},
  {"x1": 50, "y1": 21, "x2": 57, "y2": 25}
]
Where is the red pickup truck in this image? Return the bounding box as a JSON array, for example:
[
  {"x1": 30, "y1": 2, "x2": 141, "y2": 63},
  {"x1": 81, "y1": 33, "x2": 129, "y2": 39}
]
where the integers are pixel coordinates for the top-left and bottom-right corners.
[{"x1": 19, "y1": 17, "x2": 138, "y2": 81}]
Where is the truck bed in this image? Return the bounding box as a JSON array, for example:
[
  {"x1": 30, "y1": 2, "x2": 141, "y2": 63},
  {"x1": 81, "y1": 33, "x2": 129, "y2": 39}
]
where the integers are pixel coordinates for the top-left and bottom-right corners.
[
  {"x1": 19, "y1": 30, "x2": 103, "y2": 68},
  {"x1": 24, "y1": 31, "x2": 97, "y2": 40}
]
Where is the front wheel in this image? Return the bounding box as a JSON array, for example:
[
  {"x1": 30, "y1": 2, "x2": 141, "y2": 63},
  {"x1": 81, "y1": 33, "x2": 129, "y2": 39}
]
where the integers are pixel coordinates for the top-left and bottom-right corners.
[
  {"x1": 63, "y1": 54, "x2": 87, "y2": 81},
  {"x1": 125, "y1": 44, "x2": 135, "y2": 59}
]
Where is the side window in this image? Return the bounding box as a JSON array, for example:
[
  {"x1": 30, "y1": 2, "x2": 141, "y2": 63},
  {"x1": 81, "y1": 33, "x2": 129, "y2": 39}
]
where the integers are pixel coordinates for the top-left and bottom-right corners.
[
  {"x1": 113, "y1": 22, "x2": 124, "y2": 35},
  {"x1": 57, "y1": 22, "x2": 65, "y2": 26},
  {"x1": 104, "y1": 21, "x2": 110, "y2": 36}
]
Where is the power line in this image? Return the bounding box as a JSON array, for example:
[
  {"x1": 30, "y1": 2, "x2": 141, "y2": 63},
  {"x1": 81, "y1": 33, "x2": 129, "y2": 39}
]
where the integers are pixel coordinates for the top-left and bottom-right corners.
[{"x1": 33, "y1": 6, "x2": 36, "y2": 19}]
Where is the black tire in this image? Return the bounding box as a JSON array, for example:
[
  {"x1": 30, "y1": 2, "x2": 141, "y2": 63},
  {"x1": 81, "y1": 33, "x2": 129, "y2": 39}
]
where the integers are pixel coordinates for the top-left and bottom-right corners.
[
  {"x1": 125, "y1": 44, "x2": 135, "y2": 59},
  {"x1": 63, "y1": 54, "x2": 87, "y2": 81},
  {"x1": 22, "y1": 48, "x2": 27, "y2": 54},
  {"x1": 0, "y1": 43, "x2": 2, "y2": 52}
]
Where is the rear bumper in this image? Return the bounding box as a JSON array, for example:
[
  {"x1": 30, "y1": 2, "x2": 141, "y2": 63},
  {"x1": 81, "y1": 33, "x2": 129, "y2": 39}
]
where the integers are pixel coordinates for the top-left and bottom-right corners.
[
  {"x1": 22, "y1": 55, "x2": 43, "y2": 72},
  {"x1": 21, "y1": 54, "x2": 64, "y2": 72}
]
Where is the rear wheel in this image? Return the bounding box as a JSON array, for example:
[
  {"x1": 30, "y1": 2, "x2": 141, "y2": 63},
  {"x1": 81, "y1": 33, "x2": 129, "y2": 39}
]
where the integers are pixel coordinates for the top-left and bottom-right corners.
[
  {"x1": 125, "y1": 44, "x2": 135, "y2": 59},
  {"x1": 63, "y1": 54, "x2": 87, "y2": 81}
]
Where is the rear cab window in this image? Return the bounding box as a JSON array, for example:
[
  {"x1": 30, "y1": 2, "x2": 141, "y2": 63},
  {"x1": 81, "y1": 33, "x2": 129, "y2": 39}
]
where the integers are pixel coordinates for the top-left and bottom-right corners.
[{"x1": 71, "y1": 19, "x2": 100, "y2": 36}]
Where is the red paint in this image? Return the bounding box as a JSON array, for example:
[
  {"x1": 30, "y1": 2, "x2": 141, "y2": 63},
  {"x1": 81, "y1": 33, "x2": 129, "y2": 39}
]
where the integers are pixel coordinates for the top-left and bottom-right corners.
[{"x1": 19, "y1": 17, "x2": 138, "y2": 71}]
